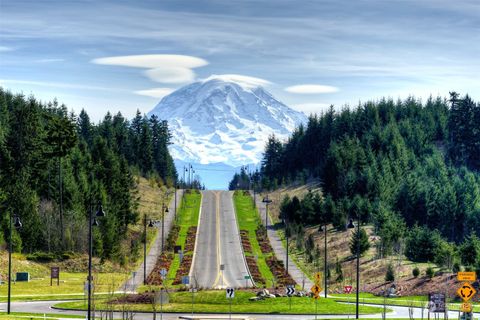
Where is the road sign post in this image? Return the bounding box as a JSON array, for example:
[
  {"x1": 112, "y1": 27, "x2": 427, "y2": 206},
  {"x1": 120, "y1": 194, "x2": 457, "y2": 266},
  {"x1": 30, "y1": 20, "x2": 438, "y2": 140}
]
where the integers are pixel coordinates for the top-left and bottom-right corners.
[
  {"x1": 456, "y1": 275, "x2": 477, "y2": 320},
  {"x1": 226, "y1": 288, "x2": 234, "y2": 320},
  {"x1": 244, "y1": 275, "x2": 251, "y2": 287},
  {"x1": 190, "y1": 287, "x2": 197, "y2": 318},
  {"x1": 458, "y1": 272, "x2": 477, "y2": 282},
  {"x1": 286, "y1": 285, "x2": 295, "y2": 310},
  {"x1": 50, "y1": 267, "x2": 60, "y2": 286}
]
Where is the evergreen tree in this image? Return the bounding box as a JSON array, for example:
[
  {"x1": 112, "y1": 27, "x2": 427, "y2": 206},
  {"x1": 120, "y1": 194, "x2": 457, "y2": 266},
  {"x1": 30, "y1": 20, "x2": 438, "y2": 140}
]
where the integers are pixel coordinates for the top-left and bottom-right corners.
[{"x1": 350, "y1": 227, "x2": 370, "y2": 257}]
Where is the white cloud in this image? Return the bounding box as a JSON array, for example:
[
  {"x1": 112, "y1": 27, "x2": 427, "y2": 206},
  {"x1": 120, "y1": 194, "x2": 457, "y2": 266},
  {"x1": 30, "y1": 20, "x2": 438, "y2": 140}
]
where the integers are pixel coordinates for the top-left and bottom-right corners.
[
  {"x1": 292, "y1": 103, "x2": 332, "y2": 115},
  {"x1": 285, "y1": 84, "x2": 339, "y2": 94},
  {"x1": 92, "y1": 54, "x2": 208, "y2": 69},
  {"x1": 202, "y1": 74, "x2": 271, "y2": 88},
  {"x1": 35, "y1": 58, "x2": 65, "y2": 63},
  {"x1": 0, "y1": 46, "x2": 13, "y2": 52},
  {"x1": 134, "y1": 88, "x2": 174, "y2": 98},
  {"x1": 92, "y1": 54, "x2": 208, "y2": 84},
  {"x1": 144, "y1": 67, "x2": 195, "y2": 84}
]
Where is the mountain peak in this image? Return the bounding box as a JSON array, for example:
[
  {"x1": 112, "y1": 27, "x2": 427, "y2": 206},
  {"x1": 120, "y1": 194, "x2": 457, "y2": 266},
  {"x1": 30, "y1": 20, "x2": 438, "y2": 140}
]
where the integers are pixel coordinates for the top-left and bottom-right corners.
[
  {"x1": 148, "y1": 76, "x2": 307, "y2": 168},
  {"x1": 201, "y1": 74, "x2": 271, "y2": 90}
]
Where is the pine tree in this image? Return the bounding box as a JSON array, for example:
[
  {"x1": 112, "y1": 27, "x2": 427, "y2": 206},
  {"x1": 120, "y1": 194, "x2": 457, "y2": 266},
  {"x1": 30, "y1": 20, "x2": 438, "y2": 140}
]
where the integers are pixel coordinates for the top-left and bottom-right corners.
[{"x1": 350, "y1": 227, "x2": 370, "y2": 257}]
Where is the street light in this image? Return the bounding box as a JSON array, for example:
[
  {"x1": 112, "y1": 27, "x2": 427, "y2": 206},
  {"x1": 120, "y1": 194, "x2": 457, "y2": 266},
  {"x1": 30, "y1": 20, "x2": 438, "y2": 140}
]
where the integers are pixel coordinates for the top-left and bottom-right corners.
[
  {"x1": 285, "y1": 219, "x2": 290, "y2": 275},
  {"x1": 319, "y1": 221, "x2": 328, "y2": 298},
  {"x1": 7, "y1": 214, "x2": 22, "y2": 314},
  {"x1": 347, "y1": 217, "x2": 360, "y2": 319},
  {"x1": 143, "y1": 214, "x2": 155, "y2": 285},
  {"x1": 262, "y1": 195, "x2": 272, "y2": 230},
  {"x1": 161, "y1": 204, "x2": 169, "y2": 252},
  {"x1": 88, "y1": 203, "x2": 105, "y2": 320}
]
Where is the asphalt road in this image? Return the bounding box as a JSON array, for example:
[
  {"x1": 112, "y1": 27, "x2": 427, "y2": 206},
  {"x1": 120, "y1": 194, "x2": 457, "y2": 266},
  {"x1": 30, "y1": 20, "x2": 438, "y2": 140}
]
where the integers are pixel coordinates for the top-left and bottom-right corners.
[
  {"x1": 3, "y1": 299, "x2": 478, "y2": 319},
  {"x1": 190, "y1": 190, "x2": 252, "y2": 289}
]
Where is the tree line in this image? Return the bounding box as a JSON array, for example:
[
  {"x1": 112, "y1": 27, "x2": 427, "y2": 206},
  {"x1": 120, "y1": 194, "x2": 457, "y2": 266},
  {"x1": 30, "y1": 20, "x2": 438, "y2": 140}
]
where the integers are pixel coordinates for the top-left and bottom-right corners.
[
  {"x1": 0, "y1": 88, "x2": 176, "y2": 263},
  {"x1": 257, "y1": 93, "x2": 480, "y2": 268}
]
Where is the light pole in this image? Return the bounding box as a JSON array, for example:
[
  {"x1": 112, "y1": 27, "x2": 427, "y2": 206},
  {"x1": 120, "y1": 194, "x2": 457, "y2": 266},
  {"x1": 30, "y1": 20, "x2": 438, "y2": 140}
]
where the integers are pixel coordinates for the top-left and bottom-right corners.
[
  {"x1": 143, "y1": 214, "x2": 155, "y2": 285},
  {"x1": 88, "y1": 203, "x2": 105, "y2": 320},
  {"x1": 285, "y1": 219, "x2": 290, "y2": 274},
  {"x1": 174, "y1": 181, "x2": 177, "y2": 222},
  {"x1": 262, "y1": 195, "x2": 272, "y2": 230},
  {"x1": 347, "y1": 217, "x2": 360, "y2": 319},
  {"x1": 183, "y1": 166, "x2": 187, "y2": 189},
  {"x1": 7, "y1": 213, "x2": 22, "y2": 314},
  {"x1": 161, "y1": 204, "x2": 169, "y2": 252}
]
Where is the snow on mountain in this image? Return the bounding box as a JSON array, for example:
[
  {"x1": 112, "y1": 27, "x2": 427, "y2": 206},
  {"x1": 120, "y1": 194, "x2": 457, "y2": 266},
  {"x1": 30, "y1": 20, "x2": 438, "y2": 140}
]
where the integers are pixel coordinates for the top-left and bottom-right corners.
[{"x1": 148, "y1": 75, "x2": 307, "y2": 168}]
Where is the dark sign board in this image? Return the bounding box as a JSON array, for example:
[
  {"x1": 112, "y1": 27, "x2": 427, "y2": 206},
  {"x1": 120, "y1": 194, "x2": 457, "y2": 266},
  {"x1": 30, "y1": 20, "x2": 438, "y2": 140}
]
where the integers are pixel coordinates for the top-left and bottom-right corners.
[
  {"x1": 51, "y1": 267, "x2": 60, "y2": 286},
  {"x1": 428, "y1": 293, "x2": 446, "y2": 313}
]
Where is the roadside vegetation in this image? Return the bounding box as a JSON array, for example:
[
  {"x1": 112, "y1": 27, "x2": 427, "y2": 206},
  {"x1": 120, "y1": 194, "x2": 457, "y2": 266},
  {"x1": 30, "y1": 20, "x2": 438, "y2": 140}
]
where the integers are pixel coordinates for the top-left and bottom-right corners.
[
  {"x1": 140, "y1": 189, "x2": 201, "y2": 290},
  {"x1": 229, "y1": 93, "x2": 480, "y2": 298},
  {"x1": 54, "y1": 290, "x2": 385, "y2": 314},
  {"x1": 233, "y1": 190, "x2": 275, "y2": 287}
]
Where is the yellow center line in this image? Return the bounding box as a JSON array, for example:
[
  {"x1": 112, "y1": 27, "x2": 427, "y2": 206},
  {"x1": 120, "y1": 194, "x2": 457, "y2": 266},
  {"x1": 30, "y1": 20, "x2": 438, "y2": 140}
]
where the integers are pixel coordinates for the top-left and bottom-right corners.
[{"x1": 212, "y1": 191, "x2": 230, "y2": 288}]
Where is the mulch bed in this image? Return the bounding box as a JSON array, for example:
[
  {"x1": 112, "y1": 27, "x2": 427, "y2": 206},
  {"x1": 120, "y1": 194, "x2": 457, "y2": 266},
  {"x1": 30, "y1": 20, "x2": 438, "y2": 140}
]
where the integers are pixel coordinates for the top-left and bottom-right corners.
[
  {"x1": 266, "y1": 256, "x2": 296, "y2": 287},
  {"x1": 256, "y1": 228, "x2": 273, "y2": 254},
  {"x1": 172, "y1": 226, "x2": 197, "y2": 285},
  {"x1": 145, "y1": 223, "x2": 180, "y2": 285},
  {"x1": 111, "y1": 292, "x2": 154, "y2": 304},
  {"x1": 184, "y1": 226, "x2": 197, "y2": 252},
  {"x1": 146, "y1": 252, "x2": 174, "y2": 285},
  {"x1": 172, "y1": 255, "x2": 193, "y2": 285},
  {"x1": 240, "y1": 230, "x2": 253, "y2": 253},
  {"x1": 245, "y1": 256, "x2": 264, "y2": 285}
]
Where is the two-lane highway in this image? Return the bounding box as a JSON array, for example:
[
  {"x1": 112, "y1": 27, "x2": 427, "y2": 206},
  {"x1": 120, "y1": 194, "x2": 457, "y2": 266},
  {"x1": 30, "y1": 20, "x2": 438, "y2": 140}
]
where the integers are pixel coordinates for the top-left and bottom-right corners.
[{"x1": 190, "y1": 190, "x2": 252, "y2": 289}]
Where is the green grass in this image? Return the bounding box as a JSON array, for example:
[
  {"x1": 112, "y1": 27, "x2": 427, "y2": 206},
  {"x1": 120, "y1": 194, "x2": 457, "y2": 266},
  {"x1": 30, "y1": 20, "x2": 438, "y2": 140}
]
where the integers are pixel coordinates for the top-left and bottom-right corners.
[
  {"x1": 233, "y1": 191, "x2": 275, "y2": 287},
  {"x1": 0, "y1": 312, "x2": 85, "y2": 319},
  {"x1": 54, "y1": 290, "x2": 386, "y2": 314},
  {"x1": 0, "y1": 272, "x2": 127, "y2": 302}
]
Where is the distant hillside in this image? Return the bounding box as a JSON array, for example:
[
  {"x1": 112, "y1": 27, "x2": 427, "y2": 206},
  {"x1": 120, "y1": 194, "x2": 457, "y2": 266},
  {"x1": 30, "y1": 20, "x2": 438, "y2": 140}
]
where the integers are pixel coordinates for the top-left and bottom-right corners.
[{"x1": 256, "y1": 93, "x2": 480, "y2": 270}]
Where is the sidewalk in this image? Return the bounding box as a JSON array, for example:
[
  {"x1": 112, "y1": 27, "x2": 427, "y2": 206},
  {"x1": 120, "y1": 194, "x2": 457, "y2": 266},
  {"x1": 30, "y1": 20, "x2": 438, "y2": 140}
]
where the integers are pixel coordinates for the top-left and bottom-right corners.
[
  {"x1": 122, "y1": 189, "x2": 184, "y2": 292},
  {"x1": 252, "y1": 191, "x2": 314, "y2": 291}
]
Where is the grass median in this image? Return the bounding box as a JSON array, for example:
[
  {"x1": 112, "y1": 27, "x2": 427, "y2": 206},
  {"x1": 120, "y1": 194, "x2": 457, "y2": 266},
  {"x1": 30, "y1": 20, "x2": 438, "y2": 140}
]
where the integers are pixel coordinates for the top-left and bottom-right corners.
[
  {"x1": 233, "y1": 191, "x2": 275, "y2": 287},
  {"x1": 54, "y1": 290, "x2": 386, "y2": 314}
]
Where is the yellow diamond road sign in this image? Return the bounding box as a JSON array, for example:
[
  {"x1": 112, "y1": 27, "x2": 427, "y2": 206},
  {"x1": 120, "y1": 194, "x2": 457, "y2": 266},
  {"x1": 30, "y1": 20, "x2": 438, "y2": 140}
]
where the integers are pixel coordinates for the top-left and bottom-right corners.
[
  {"x1": 461, "y1": 303, "x2": 473, "y2": 313},
  {"x1": 311, "y1": 284, "x2": 322, "y2": 295},
  {"x1": 457, "y1": 282, "x2": 477, "y2": 302},
  {"x1": 458, "y1": 272, "x2": 477, "y2": 282},
  {"x1": 314, "y1": 272, "x2": 322, "y2": 284}
]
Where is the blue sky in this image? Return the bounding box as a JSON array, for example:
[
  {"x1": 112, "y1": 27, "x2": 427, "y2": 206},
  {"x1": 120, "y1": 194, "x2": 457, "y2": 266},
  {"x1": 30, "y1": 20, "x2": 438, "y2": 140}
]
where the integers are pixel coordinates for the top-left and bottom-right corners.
[{"x1": 1, "y1": 0, "x2": 479, "y2": 121}]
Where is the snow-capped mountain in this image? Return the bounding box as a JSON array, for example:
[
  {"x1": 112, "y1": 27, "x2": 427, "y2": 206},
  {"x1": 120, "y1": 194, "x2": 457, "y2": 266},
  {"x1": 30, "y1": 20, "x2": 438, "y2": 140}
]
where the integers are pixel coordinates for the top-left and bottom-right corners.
[{"x1": 148, "y1": 74, "x2": 307, "y2": 170}]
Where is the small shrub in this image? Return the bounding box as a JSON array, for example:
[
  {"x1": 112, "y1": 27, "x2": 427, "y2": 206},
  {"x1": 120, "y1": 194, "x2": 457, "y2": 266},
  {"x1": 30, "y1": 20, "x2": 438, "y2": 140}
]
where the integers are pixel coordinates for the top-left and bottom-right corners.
[
  {"x1": 452, "y1": 262, "x2": 461, "y2": 273},
  {"x1": 412, "y1": 267, "x2": 420, "y2": 278},
  {"x1": 426, "y1": 266, "x2": 435, "y2": 279},
  {"x1": 26, "y1": 252, "x2": 57, "y2": 262},
  {"x1": 385, "y1": 263, "x2": 395, "y2": 282}
]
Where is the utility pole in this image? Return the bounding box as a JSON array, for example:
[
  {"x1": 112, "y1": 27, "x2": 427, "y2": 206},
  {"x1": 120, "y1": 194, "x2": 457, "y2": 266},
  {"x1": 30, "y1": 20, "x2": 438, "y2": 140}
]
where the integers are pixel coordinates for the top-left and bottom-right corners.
[
  {"x1": 262, "y1": 195, "x2": 272, "y2": 230},
  {"x1": 324, "y1": 222, "x2": 328, "y2": 298}
]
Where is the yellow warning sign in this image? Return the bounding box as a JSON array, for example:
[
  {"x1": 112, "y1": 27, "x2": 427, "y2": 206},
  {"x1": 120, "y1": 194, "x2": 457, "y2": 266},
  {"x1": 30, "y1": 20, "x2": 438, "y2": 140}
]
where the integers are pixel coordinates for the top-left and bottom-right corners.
[
  {"x1": 314, "y1": 272, "x2": 322, "y2": 284},
  {"x1": 457, "y1": 282, "x2": 477, "y2": 302},
  {"x1": 311, "y1": 284, "x2": 322, "y2": 295},
  {"x1": 461, "y1": 303, "x2": 473, "y2": 313},
  {"x1": 458, "y1": 272, "x2": 477, "y2": 282}
]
